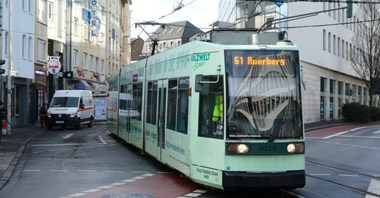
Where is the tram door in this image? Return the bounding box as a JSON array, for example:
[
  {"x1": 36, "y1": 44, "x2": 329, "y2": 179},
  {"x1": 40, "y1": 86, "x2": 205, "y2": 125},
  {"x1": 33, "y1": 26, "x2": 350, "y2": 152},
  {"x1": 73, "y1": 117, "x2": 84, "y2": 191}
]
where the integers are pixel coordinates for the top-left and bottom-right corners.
[
  {"x1": 124, "y1": 84, "x2": 134, "y2": 143},
  {"x1": 157, "y1": 80, "x2": 167, "y2": 160}
]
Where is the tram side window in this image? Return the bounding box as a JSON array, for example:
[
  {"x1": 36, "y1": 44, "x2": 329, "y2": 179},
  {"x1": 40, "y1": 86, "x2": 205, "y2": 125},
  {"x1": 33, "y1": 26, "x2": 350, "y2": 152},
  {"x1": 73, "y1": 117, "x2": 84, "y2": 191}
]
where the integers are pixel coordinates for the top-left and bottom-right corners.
[
  {"x1": 167, "y1": 77, "x2": 189, "y2": 134},
  {"x1": 198, "y1": 76, "x2": 223, "y2": 139},
  {"x1": 146, "y1": 81, "x2": 157, "y2": 124},
  {"x1": 119, "y1": 85, "x2": 127, "y2": 110},
  {"x1": 167, "y1": 79, "x2": 177, "y2": 130},
  {"x1": 132, "y1": 83, "x2": 143, "y2": 120}
]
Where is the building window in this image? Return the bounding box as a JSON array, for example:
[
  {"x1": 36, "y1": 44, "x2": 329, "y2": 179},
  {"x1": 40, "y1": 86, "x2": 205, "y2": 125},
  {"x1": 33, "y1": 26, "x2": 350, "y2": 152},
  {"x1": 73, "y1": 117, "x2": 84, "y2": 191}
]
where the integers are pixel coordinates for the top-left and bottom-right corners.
[
  {"x1": 333, "y1": 35, "x2": 336, "y2": 55},
  {"x1": 323, "y1": 29, "x2": 326, "y2": 51},
  {"x1": 48, "y1": 2, "x2": 53, "y2": 20},
  {"x1": 73, "y1": 49, "x2": 79, "y2": 67},
  {"x1": 342, "y1": 39, "x2": 345, "y2": 59},
  {"x1": 4, "y1": 32, "x2": 8, "y2": 56},
  {"x1": 37, "y1": 39, "x2": 46, "y2": 62},
  {"x1": 320, "y1": 77, "x2": 327, "y2": 120},
  {"x1": 328, "y1": 32, "x2": 331, "y2": 53},
  {"x1": 22, "y1": 35, "x2": 27, "y2": 58},
  {"x1": 337, "y1": 37, "x2": 340, "y2": 57},
  {"x1": 329, "y1": 79, "x2": 335, "y2": 119},
  {"x1": 38, "y1": 0, "x2": 47, "y2": 24},
  {"x1": 83, "y1": 53, "x2": 88, "y2": 69},
  {"x1": 73, "y1": 18, "x2": 79, "y2": 35},
  {"x1": 28, "y1": 36, "x2": 33, "y2": 60}
]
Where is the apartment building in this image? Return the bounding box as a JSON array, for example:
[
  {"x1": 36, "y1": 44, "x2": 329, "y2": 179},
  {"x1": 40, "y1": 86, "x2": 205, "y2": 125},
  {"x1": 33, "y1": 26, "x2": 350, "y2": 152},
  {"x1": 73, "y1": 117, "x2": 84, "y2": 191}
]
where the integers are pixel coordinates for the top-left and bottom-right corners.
[
  {"x1": 0, "y1": 0, "x2": 36, "y2": 126},
  {"x1": 217, "y1": 0, "x2": 374, "y2": 124}
]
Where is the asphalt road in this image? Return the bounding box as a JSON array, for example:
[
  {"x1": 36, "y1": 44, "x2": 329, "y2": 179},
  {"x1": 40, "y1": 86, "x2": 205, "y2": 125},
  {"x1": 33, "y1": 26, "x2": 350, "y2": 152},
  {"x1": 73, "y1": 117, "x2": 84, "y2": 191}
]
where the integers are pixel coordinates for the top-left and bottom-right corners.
[{"x1": 0, "y1": 124, "x2": 379, "y2": 198}]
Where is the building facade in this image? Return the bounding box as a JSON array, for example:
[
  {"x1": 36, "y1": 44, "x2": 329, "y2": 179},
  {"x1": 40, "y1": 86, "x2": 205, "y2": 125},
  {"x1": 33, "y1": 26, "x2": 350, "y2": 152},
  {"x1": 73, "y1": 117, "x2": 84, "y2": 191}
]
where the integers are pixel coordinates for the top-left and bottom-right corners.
[
  {"x1": 218, "y1": 0, "x2": 374, "y2": 124},
  {"x1": 0, "y1": 0, "x2": 131, "y2": 126},
  {"x1": 1, "y1": 0, "x2": 36, "y2": 126},
  {"x1": 142, "y1": 21, "x2": 204, "y2": 57}
]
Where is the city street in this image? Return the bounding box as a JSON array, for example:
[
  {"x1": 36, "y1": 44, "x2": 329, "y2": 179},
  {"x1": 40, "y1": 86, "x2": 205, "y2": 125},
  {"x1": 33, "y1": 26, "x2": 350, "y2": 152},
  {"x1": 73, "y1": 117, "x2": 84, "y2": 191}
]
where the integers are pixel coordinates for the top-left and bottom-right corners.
[{"x1": 0, "y1": 124, "x2": 379, "y2": 198}]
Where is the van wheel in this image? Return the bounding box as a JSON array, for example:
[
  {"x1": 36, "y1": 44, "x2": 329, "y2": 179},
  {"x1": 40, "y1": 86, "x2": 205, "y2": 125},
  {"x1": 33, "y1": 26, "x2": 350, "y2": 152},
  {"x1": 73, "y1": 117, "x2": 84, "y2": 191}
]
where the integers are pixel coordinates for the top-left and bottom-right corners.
[{"x1": 88, "y1": 120, "x2": 93, "y2": 128}]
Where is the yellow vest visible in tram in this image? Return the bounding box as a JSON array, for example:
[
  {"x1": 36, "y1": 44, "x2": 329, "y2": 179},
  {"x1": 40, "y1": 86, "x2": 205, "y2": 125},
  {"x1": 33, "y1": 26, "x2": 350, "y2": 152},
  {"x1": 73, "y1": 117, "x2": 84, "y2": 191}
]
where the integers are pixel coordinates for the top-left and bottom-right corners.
[{"x1": 213, "y1": 95, "x2": 223, "y2": 122}]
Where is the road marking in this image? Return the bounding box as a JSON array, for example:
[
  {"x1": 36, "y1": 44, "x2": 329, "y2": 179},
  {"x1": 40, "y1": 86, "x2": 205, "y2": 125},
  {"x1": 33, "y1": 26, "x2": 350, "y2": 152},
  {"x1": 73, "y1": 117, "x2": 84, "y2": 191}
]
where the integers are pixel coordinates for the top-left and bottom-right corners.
[
  {"x1": 323, "y1": 127, "x2": 367, "y2": 139},
  {"x1": 77, "y1": 170, "x2": 96, "y2": 172},
  {"x1": 62, "y1": 133, "x2": 73, "y2": 139},
  {"x1": 309, "y1": 173, "x2": 331, "y2": 176},
  {"x1": 339, "y1": 174, "x2": 358, "y2": 177},
  {"x1": 50, "y1": 170, "x2": 70, "y2": 172},
  {"x1": 366, "y1": 179, "x2": 380, "y2": 198},
  {"x1": 22, "y1": 170, "x2": 40, "y2": 172},
  {"x1": 374, "y1": 130, "x2": 380, "y2": 134}
]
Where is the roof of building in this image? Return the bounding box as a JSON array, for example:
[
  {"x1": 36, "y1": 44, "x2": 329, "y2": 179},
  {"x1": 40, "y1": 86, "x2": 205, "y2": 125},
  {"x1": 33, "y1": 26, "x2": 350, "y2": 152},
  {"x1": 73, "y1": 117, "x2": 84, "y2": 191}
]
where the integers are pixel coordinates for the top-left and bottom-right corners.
[{"x1": 146, "y1": 21, "x2": 204, "y2": 42}]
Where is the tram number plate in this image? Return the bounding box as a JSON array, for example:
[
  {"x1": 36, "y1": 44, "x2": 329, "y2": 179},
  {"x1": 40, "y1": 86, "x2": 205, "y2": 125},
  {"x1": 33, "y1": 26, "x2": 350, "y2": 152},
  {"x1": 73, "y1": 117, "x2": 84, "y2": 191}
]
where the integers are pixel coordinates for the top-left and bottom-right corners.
[{"x1": 56, "y1": 121, "x2": 64, "y2": 124}]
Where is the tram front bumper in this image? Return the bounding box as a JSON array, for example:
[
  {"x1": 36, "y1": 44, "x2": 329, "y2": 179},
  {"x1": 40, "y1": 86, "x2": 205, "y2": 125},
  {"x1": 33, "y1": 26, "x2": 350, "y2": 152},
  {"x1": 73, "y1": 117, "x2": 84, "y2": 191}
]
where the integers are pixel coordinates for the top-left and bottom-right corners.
[{"x1": 222, "y1": 170, "x2": 305, "y2": 189}]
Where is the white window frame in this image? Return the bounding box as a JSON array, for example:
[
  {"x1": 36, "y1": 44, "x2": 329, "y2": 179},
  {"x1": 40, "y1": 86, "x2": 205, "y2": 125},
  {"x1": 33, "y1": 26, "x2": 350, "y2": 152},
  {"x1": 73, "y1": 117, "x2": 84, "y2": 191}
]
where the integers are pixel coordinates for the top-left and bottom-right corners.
[
  {"x1": 22, "y1": 35, "x2": 27, "y2": 58},
  {"x1": 28, "y1": 36, "x2": 33, "y2": 60},
  {"x1": 38, "y1": 0, "x2": 47, "y2": 24},
  {"x1": 48, "y1": 2, "x2": 53, "y2": 21},
  {"x1": 37, "y1": 39, "x2": 46, "y2": 62},
  {"x1": 73, "y1": 49, "x2": 79, "y2": 67}
]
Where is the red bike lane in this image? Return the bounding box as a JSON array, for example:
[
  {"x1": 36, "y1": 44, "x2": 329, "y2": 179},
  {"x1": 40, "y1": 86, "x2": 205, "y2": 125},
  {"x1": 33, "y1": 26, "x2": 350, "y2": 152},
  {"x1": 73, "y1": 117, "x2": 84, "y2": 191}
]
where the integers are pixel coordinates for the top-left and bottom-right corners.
[{"x1": 306, "y1": 123, "x2": 380, "y2": 139}]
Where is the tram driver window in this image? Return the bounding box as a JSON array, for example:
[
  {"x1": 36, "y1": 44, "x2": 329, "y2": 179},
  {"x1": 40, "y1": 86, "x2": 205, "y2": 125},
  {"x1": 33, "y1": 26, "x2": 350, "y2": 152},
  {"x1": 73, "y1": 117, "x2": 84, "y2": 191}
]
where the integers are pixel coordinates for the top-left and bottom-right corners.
[{"x1": 198, "y1": 76, "x2": 224, "y2": 139}]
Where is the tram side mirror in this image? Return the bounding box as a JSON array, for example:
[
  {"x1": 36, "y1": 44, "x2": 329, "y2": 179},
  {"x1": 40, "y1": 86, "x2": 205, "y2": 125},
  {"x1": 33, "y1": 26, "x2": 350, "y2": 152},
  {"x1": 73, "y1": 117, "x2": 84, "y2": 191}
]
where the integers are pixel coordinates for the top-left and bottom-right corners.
[{"x1": 195, "y1": 74, "x2": 204, "y2": 92}]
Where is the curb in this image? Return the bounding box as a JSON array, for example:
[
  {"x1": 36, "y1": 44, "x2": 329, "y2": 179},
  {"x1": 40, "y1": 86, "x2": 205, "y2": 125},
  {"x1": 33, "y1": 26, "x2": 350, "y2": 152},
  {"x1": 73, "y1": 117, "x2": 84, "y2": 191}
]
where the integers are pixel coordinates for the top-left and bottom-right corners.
[{"x1": 0, "y1": 131, "x2": 43, "y2": 190}]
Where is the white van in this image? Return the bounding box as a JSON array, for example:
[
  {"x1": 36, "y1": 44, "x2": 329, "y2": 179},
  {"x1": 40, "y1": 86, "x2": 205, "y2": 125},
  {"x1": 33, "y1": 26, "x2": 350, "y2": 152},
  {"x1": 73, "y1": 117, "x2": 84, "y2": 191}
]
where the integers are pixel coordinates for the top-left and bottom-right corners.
[{"x1": 46, "y1": 90, "x2": 94, "y2": 129}]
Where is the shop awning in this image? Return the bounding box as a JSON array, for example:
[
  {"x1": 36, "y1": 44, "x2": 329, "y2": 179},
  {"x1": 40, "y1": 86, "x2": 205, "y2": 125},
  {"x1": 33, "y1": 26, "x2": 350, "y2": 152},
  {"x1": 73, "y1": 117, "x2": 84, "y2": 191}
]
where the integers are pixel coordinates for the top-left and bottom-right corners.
[
  {"x1": 73, "y1": 80, "x2": 91, "y2": 90},
  {"x1": 89, "y1": 82, "x2": 108, "y2": 94}
]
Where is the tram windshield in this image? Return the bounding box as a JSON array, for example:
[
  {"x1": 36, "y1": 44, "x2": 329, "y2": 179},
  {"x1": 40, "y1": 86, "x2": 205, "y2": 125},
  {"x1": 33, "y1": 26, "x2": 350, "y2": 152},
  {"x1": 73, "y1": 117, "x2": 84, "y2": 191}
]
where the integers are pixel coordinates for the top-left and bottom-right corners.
[{"x1": 225, "y1": 50, "x2": 303, "y2": 140}]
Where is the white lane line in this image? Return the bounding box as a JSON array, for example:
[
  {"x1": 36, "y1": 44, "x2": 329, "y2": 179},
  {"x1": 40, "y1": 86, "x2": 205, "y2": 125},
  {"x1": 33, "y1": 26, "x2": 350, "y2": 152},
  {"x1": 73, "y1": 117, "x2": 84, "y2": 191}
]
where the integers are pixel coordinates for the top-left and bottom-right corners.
[
  {"x1": 122, "y1": 179, "x2": 135, "y2": 182},
  {"x1": 324, "y1": 127, "x2": 367, "y2": 139},
  {"x1": 339, "y1": 174, "x2": 358, "y2": 177},
  {"x1": 62, "y1": 172, "x2": 156, "y2": 198},
  {"x1": 82, "y1": 189, "x2": 101, "y2": 193},
  {"x1": 77, "y1": 170, "x2": 96, "y2": 172},
  {"x1": 105, "y1": 170, "x2": 124, "y2": 173},
  {"x1": 98, "y1": 134, "x2": 108, "y2": 144},
  {"x1": 62, "y1": 133, "x2": 73, "y2": 139},
  {"x1": 97, "y1": 185, "x2": 113, "y2": 189},
  {"x1": 309, "y1": 173, "x2": 331, "y2": 176},
  {"x1": 374, "y1": 130, "x2": 380, "y2": 134},
  {"x1": 67, "y1": 193, "x2": 88, "y2": 197},
  {"x1": 340, "y1": 135, "x2": 380, "y2": 139},
  {"x1": 110, "y1": 182, "x2": 125, "y2": 186},
  {"x1": 22, "y1": 170, "x2": 41, "y2": 172},
  {"x1": 50, "y1": 170, "x2": 70, "y2": 172},
  {"x1": 366, "y1": 179, "x2": 380, "y2": 197}
]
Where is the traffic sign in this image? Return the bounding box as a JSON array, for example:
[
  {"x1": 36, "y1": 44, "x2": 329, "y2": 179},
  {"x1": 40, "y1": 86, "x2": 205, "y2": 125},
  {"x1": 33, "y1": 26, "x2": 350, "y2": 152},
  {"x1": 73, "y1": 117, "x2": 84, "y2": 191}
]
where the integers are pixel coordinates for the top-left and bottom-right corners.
[
  {"x1": 274, "y1": 0, "x2": 284, "y2": 7},
  {"x1": 47, "y1": 59, "x2": 61, "y2": 75}
]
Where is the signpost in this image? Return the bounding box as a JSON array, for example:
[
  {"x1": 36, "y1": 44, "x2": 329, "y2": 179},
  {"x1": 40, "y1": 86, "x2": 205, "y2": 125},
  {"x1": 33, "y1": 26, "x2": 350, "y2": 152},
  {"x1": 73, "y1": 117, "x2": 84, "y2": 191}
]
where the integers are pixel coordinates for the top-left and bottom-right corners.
[{"x1": 47, "y1": 59, "x2": 62, "y2": 75}]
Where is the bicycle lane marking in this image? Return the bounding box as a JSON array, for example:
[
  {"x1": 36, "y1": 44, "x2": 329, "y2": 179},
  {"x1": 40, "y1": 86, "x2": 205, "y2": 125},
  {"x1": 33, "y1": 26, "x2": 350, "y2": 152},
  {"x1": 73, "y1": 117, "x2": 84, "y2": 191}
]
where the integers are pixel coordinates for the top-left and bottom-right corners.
[{"x1": 61, "y1": 173, "x2": 204, "y2": 198}]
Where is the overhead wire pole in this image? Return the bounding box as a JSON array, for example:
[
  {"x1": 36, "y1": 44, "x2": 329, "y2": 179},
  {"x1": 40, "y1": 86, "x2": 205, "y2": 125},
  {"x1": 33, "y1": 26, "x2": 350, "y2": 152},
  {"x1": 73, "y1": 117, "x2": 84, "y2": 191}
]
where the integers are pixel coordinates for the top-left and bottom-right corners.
[
  {"x1": 6, "y1": 0, "x2": 12, "y2": 135},
  {"x1": 135, "y1": 22, "x2": 167, "y2": 55}
]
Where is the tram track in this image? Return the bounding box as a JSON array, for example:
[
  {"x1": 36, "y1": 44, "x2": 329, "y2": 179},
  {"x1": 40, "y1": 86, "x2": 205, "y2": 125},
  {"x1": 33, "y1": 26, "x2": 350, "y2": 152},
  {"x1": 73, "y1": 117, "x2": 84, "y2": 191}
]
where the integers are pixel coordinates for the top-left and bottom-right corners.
[{"x1": 306, "y1": 160, "x2": 380, "y2": 197}]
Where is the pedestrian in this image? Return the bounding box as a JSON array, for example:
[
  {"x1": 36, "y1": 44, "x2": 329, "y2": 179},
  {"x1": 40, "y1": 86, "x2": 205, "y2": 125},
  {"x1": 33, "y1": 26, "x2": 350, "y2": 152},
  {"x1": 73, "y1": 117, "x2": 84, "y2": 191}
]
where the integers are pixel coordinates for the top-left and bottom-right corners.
[
  {"x1": 39, "y1": 103, "x2": 48, "y2": 128},
  {"x1": 0, "y1": 101, "x2": 7, "y2": 136}
]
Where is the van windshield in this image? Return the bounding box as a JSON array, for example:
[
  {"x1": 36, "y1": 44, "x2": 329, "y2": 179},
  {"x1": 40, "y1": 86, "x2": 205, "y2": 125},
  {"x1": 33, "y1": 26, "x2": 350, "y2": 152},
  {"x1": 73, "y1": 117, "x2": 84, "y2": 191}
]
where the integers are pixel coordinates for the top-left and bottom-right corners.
[{"x1": 50, "y1": 97, "x2": 79, "y2": 108}]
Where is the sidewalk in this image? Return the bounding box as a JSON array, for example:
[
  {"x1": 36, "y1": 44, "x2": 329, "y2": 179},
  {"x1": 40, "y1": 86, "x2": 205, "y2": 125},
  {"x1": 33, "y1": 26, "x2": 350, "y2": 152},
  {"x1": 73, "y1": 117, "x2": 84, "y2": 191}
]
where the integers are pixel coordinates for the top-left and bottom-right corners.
[
  {"x1": 0, "y1": 124, "x2": 43, "y2": 189},
  {"x1": 0, "y1": 120, "x2": 356, "y2": 190}
]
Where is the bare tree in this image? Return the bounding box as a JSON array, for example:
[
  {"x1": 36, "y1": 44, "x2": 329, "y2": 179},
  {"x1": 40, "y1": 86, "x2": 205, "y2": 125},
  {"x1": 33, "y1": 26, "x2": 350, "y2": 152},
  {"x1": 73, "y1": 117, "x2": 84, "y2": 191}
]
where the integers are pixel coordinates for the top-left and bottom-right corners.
[{"x1": 350, "y1": 3, "x2": 380, "y2": 107}]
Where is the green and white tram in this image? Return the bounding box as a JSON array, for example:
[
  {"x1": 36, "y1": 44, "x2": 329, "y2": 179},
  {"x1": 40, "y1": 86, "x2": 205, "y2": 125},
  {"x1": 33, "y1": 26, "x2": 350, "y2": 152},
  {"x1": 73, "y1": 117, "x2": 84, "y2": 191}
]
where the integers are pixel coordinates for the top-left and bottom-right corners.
[{"x1": 107, "y1": 31, "x2": 305, "y2": 189}]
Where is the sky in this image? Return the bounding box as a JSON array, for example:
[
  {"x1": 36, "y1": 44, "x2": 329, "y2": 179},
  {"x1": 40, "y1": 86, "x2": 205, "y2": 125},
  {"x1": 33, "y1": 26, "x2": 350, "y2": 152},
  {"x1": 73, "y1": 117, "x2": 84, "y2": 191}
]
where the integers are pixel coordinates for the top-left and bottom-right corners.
[{"x1": 130, "y1": 0, "x2": 219, "y2": 40}]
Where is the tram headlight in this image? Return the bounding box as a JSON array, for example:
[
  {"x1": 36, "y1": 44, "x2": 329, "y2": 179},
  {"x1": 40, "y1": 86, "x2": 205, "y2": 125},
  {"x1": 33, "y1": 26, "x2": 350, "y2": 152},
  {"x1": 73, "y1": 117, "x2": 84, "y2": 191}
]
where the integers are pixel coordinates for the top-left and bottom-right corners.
[
  {"x1": 287, "y1": 143, "x2": 304, "y2": 154},
  {"x1": 228, "y1": 144, "x2": 249, "y2": 154}
]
